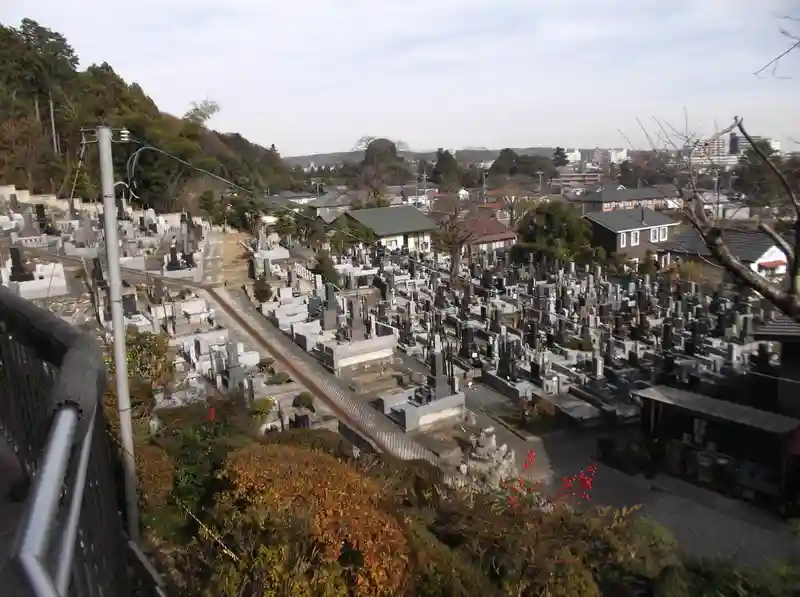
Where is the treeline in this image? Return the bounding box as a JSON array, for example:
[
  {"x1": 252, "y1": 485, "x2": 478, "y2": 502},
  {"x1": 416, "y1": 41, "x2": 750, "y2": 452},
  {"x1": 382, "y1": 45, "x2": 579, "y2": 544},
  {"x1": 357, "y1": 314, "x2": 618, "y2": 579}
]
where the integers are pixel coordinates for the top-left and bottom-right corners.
[
  {"x1": 312, "y1": 145, "x2": 567, "y2": 193},
  {"x1": 0, "y1": 18, "x2": 307, "y2": 212}
]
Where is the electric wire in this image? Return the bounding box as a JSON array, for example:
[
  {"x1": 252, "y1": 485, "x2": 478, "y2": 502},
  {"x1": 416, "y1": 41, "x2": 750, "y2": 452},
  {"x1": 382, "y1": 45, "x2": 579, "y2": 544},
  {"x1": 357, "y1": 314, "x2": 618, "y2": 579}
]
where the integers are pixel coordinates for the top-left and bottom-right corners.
[
  {"x1": 123, "y1": 136, "x2": 449, "y2": 276},
  {"x1": 120, "y1": 136, "x2": 800, "y2": 387}
]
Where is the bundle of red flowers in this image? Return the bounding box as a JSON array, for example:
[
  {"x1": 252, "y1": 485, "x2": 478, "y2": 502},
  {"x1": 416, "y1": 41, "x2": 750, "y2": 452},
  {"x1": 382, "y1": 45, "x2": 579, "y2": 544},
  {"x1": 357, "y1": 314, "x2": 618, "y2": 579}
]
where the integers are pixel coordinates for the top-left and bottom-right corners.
[{"x1": 501, "y1": 448, "x2": 597, "y2": 508}]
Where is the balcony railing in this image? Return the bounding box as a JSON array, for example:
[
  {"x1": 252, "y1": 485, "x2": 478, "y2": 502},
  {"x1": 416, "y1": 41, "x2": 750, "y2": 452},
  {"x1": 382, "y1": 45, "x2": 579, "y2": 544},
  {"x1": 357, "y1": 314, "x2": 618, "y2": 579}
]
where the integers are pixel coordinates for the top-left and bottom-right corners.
[{"x1": 0, "y1": 285, "x2": 164, "y2": 597}]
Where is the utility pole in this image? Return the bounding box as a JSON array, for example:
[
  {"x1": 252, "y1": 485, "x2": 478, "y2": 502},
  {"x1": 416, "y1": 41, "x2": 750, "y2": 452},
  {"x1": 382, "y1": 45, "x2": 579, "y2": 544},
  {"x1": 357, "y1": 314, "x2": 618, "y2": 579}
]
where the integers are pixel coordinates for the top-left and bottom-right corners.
[
  {"x1": 97, "y1": 125, "x2": 140, "y2": 541},
  {"x1": 536, "y1": 171, "x2": 543, "y2": 194}
]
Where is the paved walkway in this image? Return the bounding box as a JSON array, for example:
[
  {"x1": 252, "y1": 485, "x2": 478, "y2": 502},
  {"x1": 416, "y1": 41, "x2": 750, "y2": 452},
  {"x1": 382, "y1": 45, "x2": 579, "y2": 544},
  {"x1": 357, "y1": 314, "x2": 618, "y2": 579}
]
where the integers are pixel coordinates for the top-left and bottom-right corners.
[
  {"x1": 463, "y1": 385, "x2": 800, "y2": 567},
  {"x1": 207, "y1": 287, "x2": 439, "y2": 464}
]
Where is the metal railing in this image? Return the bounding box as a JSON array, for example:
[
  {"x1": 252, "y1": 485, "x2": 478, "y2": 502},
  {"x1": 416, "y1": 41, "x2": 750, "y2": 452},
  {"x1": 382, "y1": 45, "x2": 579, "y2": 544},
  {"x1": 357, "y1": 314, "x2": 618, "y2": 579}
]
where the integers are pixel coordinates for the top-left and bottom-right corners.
[{"x1": 0, "y1": 285, "x2": 163, "y2": 597}]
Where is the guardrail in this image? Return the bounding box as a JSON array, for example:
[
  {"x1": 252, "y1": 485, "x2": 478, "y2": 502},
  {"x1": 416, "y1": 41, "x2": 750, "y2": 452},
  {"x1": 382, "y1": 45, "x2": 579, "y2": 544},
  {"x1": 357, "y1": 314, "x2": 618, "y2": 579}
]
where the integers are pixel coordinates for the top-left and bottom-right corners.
[
  {"x1": 210, "y1": 287, "x2": 440, "y2": 465},
  {"x1": 0, "y1": 285, "x2": 163, "y2": 597}
]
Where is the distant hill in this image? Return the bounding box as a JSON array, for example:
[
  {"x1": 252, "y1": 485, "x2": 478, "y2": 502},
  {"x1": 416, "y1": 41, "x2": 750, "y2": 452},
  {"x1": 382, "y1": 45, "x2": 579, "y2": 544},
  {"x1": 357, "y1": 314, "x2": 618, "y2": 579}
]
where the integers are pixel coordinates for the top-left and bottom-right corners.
[{"x1": 285, "y1": 147, "x2": 594, "y2": 167}]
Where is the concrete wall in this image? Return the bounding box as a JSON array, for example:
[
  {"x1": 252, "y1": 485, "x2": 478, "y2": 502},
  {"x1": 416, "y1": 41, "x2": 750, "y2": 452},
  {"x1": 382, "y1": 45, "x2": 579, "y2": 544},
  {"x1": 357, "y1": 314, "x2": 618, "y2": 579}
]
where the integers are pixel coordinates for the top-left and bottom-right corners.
[
  {"x1": 171, "y1": 329, "x2": 229, "y2": 354},
  {"x1": 291, "y1": 320, "x2": 322, "y2": 352},
  {"x1": 120, "y1": 256, "x2": 147, "y2": 270},
  {"x1": 319, "y1": 334, "x2": 397, "y2": 374},
  {"x1": 377, "y1": 389, "x2": 465, "y2": 432},
  {"x1": 11, "y1": 234, "x2": 54, "y2": 249},
  {"x1": 63, "y1": 244, "x2": 99, "y2": 259},
  {"x1": 378, "y1": 231, "x2": 432, "y2": 253},
  {"x1": 4, "y1": 262, "x2": 70, "y2": 299}
]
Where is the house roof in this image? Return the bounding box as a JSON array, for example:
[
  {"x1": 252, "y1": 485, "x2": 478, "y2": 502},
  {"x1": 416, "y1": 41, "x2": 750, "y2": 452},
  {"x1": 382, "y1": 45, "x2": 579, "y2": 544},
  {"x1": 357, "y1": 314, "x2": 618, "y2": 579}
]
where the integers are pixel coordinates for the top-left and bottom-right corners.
[
  {"x1": 752, "y1": 313, "x2": 800, "y2": 340},
  {"x1": 461, "y1": 215, "x2": 517, "y2": 244},
  {"x1": 486, "y1": 186, "x2": 539, "y2": 198},
  {"x1": 571, "y1": 184, "x2": 679, "y2": 203},
  {"x1": 308, "y1": 191, "x2": 356, "y2": 208},
  {"x1": 345, "y1": 205, "x2": 437, "y2": 237},
  {"x1": 317, "y1": 210, "x2": 343, "y2": 224},
  {"x1": 633, "y1": 386, "x2": 800, "y2": 435},
  {"x1": 279, "y1": 190, "x2": 316, "y2": 200},
  {"x1": 584, "y1": 207, "x2": 677, "y2": 233},
  {"x1": 385, "y1": 185, "x2": 435, "y2": 198},
  {"x1": 659, "y1": 229, "x2": 776, "y2": 263}
]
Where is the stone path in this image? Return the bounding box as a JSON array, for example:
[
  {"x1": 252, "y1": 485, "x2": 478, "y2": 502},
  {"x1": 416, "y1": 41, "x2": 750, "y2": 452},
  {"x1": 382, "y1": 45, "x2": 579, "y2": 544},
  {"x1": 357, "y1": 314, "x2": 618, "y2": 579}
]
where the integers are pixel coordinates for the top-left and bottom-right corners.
[
  {"x1": 465, "y1": 386, "x2": 800, "y2": 567},
  {"x1": 207, "y1": 287, "x2": 439, "y2": 464}
]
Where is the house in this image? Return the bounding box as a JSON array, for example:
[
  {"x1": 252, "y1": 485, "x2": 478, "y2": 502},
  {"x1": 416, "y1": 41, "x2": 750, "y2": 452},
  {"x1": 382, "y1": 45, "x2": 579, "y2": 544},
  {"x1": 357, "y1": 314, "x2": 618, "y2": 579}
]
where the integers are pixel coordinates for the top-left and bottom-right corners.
[
  {"x1": 261, "y1": 190, "x2": 318, "y2": 211},
  {"x1": 568, "y1": 184, "x2": 684, "y2": 213},
  {"x1": 486, "y1": 184, "x2": 540, "y2": 203},
  {"x1": 304, "y1": 190, "x2": 360, "y2": 223},
  {"x1": 344, "y1": 205, "x2": 437, "y2": 253},
  {"x1": 384, "y1": 185, "x2": 437, "y2": 210},
  {"x1": 658, "y1": 229, "x2": 789, "y2": 283},
  {"x1": 476, "y1": 195, "x2": 556, "y2": 226},
  {"x1": 551, "y1": 171, "x2": 602, "y2": 192},
  {"x1": 459, "y1": 214, "x2": 518, "y2": 256},
  {"x1": 584, "y1": 207, "x2": 679, "y2": 261}
]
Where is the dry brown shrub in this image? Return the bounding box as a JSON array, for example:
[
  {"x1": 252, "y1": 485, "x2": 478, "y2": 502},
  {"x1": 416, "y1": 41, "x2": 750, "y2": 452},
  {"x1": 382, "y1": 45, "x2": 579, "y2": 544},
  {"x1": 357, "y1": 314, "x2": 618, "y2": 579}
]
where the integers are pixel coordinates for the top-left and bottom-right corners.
[
  {"x1": 222, "y1": 443, "x2": 410, "y2": 597},
  {"x1": 136, "y1": 442, "x2": 175, "y2": 511}
]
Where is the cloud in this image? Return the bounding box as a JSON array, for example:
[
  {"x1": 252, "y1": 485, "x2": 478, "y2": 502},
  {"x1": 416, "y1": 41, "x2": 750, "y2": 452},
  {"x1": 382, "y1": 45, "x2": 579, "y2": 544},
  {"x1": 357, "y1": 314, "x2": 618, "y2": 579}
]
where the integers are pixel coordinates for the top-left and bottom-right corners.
[{"x1": 2, "y1": 0, "x2": 799, "y2": 155}]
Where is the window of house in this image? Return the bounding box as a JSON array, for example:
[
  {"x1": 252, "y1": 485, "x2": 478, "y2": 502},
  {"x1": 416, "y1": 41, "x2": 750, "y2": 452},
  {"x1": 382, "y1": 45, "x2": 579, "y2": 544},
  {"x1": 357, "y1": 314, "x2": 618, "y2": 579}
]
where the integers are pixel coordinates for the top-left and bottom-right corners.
[
  {"x1": 631, "y1": 230, "x2": 640, "y2": 246},
  {"x1": 659, "y1": 226, "x2": 668, "y2": 241},
  {"x1": 650, "y1": 227, "x2": 658, "y2": 242},
  {"x1": 619, "y1": 232, "x2": 627, "y2": 248}
]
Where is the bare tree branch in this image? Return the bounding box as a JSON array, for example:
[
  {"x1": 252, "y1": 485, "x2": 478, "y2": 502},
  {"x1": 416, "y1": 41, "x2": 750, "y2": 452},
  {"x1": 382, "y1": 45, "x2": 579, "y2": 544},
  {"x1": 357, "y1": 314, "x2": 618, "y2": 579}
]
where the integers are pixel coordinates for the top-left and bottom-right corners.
[
  {"x1": 755, "y1": 39, "x2": 800, "y2": 78},
  {"x1": 665, "y1": 118, "x2": 800, "y2": 319},
  {"x1": 755, "y1": 15, "x2": 800, "y2": 78},
  {"x1": 738, "y1": 120, "x2": 800, "y2": 213},
  {"x1": 621, "y1": 114, "x2": 800, "y2": 320},
  {"x1": 758, "y1": 220, "x2": 793, "y2": 261},
  {"x1": 737, "y1": 119, "x2": 800, "y2": 294},
  {"x1": 432, "y1": 193, "x2": 476, "y2": 284}
]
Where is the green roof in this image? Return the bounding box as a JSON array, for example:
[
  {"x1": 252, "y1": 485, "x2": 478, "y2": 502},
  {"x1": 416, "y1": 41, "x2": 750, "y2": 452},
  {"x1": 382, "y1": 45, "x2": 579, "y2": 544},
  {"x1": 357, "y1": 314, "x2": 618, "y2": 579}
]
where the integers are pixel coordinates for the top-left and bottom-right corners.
[{"x1": 346, "y1": 206, "x2": 437, "y2": 237}]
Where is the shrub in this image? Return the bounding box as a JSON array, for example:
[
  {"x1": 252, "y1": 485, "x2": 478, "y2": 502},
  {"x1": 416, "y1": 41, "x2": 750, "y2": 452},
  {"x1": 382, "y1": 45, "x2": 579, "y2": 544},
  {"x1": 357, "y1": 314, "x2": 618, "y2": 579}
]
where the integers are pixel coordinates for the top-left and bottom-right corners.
[
  {"x1": 213, "y1": 443, "x2": 410, "y2": 597},
  {"x1": 293, "y1": 391, "x2": 315, "y2": 411},
  {"x1": 269, "y1": 371, "x2": 292, "y2": 384}
]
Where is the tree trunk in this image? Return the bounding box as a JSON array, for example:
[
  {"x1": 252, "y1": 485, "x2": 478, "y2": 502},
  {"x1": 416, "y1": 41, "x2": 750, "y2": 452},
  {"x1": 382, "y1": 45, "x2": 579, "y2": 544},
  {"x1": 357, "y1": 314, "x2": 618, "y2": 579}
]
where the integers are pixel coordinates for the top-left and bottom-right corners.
[
  {"x1": 48, "y1": 87, "x2": 58, "y2": 154},
  {"x1": 33, "y1": 96, "x2": 40, "y2": 122},
  {"x1": 450, "y1": 244, "x2": 461, "y2": 284}
]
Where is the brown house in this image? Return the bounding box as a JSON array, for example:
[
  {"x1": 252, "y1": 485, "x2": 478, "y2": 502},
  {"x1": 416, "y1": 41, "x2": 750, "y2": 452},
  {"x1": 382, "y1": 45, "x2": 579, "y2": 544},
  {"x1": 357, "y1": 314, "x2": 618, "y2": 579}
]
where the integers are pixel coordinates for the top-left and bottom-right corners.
[{"x1": 460, "y1": 214, "x2": 517, "y2": 255}]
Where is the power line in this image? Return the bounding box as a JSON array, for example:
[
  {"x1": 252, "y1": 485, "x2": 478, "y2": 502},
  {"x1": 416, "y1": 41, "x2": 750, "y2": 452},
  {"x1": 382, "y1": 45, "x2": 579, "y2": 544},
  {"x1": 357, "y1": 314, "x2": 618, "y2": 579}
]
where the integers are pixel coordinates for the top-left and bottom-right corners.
[
  {"x1": 103, "y1": 418, "x2": 239, "y2": 561},
  {"x1": 119, "y1": 137, "x2": 800, "y2": 387},
  {"x1": 123, "y1": 136, "x2": 449, "y2": 277}
]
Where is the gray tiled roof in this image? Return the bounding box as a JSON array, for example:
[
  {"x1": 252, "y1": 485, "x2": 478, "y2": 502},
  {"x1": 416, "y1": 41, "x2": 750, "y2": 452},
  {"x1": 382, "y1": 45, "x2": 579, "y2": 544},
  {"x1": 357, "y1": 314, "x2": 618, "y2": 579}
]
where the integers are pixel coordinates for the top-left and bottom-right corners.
[
  {"x1": 279, "y1": 190, "x2": 316, "y2": 199},
  {"x1": 573, "y1": 184, "x2": 679, "y2": 203},
  {"x1": 584, "y1": 208, "x2": 677, "y2": 233},
  {"x1": 752, "y1": 313, "x2": 800, "y2": 339},
  {"x1": 385, "y1": 185, "x2": 435, "y2": 197},
  {"x1": 633, "y1": 386, "x2": 800, "y2": 434},
  {"x1": 660, "y1": 229, "x2": 776, "y2": 263},
  {"x1": 346, "y1": 205, "x2": 437, "y2": 237},
  {"x1": 309, "y1": 191, "x2": 356, "y2": 208}
]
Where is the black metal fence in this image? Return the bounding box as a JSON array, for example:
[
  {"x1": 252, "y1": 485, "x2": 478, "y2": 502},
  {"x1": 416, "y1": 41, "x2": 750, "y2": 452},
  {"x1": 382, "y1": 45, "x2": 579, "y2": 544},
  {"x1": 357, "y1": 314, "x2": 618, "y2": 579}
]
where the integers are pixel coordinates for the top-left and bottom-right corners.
[{"x1": 0, "y1": 285, "x2": 162, "y2": 597}]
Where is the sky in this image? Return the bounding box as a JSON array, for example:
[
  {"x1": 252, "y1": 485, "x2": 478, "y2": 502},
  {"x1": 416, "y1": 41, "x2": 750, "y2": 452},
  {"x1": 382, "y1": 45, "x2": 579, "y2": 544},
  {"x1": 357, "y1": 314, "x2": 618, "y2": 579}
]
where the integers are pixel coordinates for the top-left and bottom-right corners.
[{"x1": 3, "y1": 0, "x2": 800, "y2": 156}]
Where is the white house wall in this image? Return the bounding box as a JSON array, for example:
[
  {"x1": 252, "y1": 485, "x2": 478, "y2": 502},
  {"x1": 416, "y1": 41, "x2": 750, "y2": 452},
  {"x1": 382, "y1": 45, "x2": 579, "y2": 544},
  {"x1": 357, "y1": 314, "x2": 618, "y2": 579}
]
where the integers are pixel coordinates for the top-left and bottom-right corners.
[
  {"x1": 752, "y1": 245, "x2": 788, "y2": 275},
  {"x1": 378, "y1": 232, "x2": 432, "y2": 253}
]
